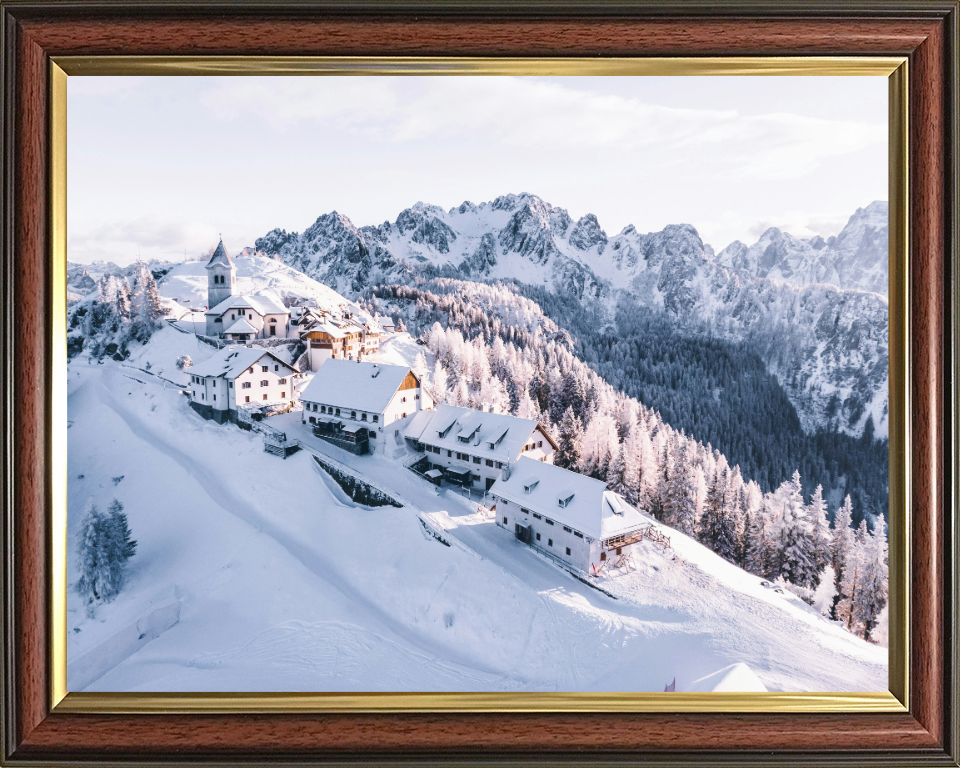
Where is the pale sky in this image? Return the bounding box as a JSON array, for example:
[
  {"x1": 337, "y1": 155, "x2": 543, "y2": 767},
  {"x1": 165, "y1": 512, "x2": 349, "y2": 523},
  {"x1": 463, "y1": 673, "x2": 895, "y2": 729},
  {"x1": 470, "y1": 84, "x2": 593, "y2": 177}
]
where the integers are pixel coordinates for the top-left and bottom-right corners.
[{"x1": 68, "y1": 75, "x2": 888, "y2": 266}]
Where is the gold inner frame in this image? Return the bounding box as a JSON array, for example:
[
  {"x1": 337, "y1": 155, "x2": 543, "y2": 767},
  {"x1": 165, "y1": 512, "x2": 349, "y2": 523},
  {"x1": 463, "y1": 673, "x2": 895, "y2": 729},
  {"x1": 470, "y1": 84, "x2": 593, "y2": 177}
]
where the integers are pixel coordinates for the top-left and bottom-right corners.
[{"x1": 49, "y1": 56, "x2": 909, "y2": 714}]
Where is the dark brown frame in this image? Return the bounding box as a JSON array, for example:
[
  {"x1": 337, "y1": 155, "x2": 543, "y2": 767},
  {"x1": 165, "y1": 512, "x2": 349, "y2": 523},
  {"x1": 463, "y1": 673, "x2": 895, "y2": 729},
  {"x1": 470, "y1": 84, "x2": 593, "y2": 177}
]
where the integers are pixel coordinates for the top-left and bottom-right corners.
[{"x1": 2, "y1": 2, "x2": 958, "y2": 765}]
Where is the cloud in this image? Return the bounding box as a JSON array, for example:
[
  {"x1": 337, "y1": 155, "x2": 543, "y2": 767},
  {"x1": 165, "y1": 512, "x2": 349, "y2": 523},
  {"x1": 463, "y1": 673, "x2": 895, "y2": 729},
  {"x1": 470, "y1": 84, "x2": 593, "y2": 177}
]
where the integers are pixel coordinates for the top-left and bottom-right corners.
[
  {"x1": 67, "y1": 218, "x2": 231, "y2": 264},
  {"x1": 199, "y1": 76, "x2": 886, "y2": 181}
]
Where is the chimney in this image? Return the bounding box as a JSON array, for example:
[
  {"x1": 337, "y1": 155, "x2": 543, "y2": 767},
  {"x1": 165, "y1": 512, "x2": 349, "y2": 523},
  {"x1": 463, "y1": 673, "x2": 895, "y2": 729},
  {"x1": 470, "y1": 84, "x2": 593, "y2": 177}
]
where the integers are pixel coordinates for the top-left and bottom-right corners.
[{"x1": 501, "y1": 464, "x2": 511, "y2": 481}]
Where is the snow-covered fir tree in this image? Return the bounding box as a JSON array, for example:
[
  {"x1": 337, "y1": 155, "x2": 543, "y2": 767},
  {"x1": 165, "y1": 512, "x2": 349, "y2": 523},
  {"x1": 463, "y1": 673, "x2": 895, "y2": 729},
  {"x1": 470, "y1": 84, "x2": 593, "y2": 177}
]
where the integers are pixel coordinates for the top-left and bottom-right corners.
[
  {"x1": 75, "y1": 498, "x2": 138, "y2": 616},
  {"x1": 555, "y1": 407, "x2": 584, "y2": 470},
  {"x1": 857, "y1": 513, "x2": 889, "y2": 641}
]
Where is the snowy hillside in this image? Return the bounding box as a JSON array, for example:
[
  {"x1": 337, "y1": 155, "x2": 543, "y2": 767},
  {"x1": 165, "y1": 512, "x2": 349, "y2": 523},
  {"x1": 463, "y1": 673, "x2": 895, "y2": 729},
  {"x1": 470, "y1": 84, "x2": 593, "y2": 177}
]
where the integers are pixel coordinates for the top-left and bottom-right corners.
[
  {"x1": 67, "y1": 331, "x2": 887, "y2": 693},
  {"x1": 254, "y1": 195, "x2": 889, "y2": 438}
]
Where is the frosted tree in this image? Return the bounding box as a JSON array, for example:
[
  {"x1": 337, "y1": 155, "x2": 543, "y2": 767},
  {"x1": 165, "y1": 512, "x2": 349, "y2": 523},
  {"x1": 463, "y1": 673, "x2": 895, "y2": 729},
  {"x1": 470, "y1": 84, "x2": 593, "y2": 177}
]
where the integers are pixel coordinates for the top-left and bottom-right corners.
[
  {"x1": 452, "y1": 378, "x2": 470, "y2": 407},
  {"x1": 75, "y1": 498, "x2": 137, "y2": 616},
  {"x1": 555, "y1": 406, "x2": 584, "y2": 470},
  {"x1": 618, "y1": 422, "x2": 642, "y2": 506},
  {"x1": 413, "y1": 351, "x2": 429, "y2": 385},
  {"x1": 115, "y1": 278, "x2": 132, "y2": 320},
  {"x1": 743, "y1": 511, "x2": 771, "y2": 577},
  {"x1": 634, "y1": 418, "x2": 658, "y2": 510},
  {"x1": 606, "y1": 443, "x2": 628, "y2": 497},
  {"x1": 432, "y1": 360, "x2": 448, "y2": 404},
  {"x1": 776, "y1": 471, "x2": 819, "y2": 587},
  {"x1": 836, "y1": 520, "x2": 868, "y2": 633},
  {"x1": 699, "y1": 465, "x2": 737, "y2": 561},
  {"x1": 664, "y1": 440, "x2": 698, "y2": 536},
  {"x1": 858, "y1": 514, "x2": 889, "y2": 641},
  {"x1": 831, "y1": 494, "x2": 855, "y2": 616},
  {"x1": 807, "y1": 484, "x2": 832, "y2": 570},
  {"x1": 811, "y1": 565, "x2": 839, "y2": 617},
  {"x1": 176, "y1": 354, "x2": 193, "y2": 371},
  {"x1": 129, "y1": 265, "x2": 164, "y2": 342}
]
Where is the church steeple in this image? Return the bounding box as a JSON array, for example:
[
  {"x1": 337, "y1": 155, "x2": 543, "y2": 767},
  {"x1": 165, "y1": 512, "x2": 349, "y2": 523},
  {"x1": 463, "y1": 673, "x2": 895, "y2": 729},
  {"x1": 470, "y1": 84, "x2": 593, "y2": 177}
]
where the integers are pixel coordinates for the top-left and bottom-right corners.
[{"x1": 205, "y1": 237, "x2": 236, "y2": 309}]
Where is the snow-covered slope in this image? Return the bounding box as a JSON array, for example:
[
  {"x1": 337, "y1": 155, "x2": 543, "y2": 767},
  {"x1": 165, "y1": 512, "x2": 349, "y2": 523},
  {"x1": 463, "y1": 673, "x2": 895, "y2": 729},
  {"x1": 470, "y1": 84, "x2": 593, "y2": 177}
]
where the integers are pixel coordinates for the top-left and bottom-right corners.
[
  {"x1": 66, "y1": 330, "x2": 887, "y2": 693},
  {"x1": 254, "y1": 195, "x2": 889, "y2": 437}
]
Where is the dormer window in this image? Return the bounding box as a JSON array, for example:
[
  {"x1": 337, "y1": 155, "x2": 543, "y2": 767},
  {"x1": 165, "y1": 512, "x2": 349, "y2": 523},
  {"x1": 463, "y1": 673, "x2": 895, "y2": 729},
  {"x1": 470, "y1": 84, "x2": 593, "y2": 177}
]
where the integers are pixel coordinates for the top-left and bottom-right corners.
[
  {"x1": 523, "y1": 480, "x2": 539, "y2": 494},
  {"x1": 558, "y1": 493, "x2": 575, "y2": 508}
]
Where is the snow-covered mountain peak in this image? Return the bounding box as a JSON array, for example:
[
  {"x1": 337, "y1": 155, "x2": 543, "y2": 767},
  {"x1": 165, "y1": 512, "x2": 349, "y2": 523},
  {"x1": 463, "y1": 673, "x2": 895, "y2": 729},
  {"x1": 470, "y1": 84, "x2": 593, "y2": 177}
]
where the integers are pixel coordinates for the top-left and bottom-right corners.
[{"x1": 569, "y1": 213, "x2": 608, "y2": 252}]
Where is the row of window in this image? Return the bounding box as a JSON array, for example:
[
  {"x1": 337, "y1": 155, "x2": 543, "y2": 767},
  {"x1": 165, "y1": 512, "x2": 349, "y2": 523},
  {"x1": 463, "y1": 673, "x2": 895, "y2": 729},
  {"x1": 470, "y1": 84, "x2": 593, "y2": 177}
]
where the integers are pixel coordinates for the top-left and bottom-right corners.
[
  {"x1": 305, "y1": 402, "x2": 380, "y2": 423},
  {"x1": 193, "y1": 391, "x2": 287, "y2": 402},
  {"x1": 521, "y1": 440, "x2": 545, "y2": 452},
  {"x1": 502, "y1": 516, "x2": 573, "y2": 556},
  {"x1": 424, "y1": 444, "x2": 503, "y2": 468},
  {"x1": 500, "y1": 499, "x2": 585, "y2": 539}
]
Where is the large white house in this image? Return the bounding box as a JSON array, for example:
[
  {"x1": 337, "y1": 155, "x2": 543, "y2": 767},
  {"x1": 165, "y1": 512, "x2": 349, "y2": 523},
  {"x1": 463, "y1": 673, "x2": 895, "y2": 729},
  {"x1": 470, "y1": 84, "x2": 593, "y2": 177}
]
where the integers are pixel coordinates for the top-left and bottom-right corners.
[
  {"x1": 404, "y1": 404, "x2": 556, "y2": 491},
  {"x1": 299, "y1": 360, "x2": 433, "y2": 454},
  {"x1": 187, "y1": 346, "x2": 299, "y2": 424},
  {"x1": 490, "y1": 456, "x2": 652, "y2": 575}
]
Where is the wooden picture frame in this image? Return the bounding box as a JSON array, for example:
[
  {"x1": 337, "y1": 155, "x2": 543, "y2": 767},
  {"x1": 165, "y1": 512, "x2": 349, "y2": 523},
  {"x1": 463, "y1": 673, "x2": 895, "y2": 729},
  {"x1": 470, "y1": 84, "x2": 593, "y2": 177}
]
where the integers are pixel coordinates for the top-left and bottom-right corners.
[{"x1": 1, "y1": 1, "x2": 957, "y2": 764}]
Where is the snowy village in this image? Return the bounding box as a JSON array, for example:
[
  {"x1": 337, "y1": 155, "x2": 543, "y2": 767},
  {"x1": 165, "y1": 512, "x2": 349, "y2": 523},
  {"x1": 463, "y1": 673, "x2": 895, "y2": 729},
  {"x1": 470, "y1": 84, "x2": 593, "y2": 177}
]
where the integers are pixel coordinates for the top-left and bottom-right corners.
[{"x1": 64, "y1": 233, "x2": 890, "y2": 695}]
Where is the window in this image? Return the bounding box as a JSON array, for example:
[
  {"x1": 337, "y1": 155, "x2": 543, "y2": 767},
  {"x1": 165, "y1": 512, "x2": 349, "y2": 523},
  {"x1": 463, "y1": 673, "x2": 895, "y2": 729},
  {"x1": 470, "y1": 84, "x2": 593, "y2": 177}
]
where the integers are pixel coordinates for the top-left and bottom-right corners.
[
  {"x1": 574, "y1": 531, "x2": 583, "y2": 539},
  {"x1": 548, "y1": 539, "x2": 553, "y2": 547},
  {"x1": 600, "y1": 552, "x2": 606, "y2": 561},
  {"x1": 538, "y1": 441, "x2": 543, "y2": 448},
  {"x1": 394, "y1": 430, "x2": 400, "y2": 437},
  {"x1": 503, "y1": 517, "x2": 508, "y2": 525},
  {"x1": 495, "y1": 462, "x2": 502, "y2": 469},
  {"x1": 402, "y1": 396, "x2": 407, "y2": 403},
  {"x1": 472, "y1": 456, "x2": 480, "y2": 464},
  {"x1": 533, "y1": 513, "x2": 542, "y2": 520},
  {"x1": 447, "y1": 450, "x2": 452, "y2": 457},
  {"x1": 415, "y1": 394, "x2": 419, "y2": 400},
  {"x1": 485, "y1": 459, "x2": 493, "y2": 467},
  {"x1": 229, "y1": 382, "x2": 233, "y2": 388},
  {"x1": 361, "y1": 413, "x2": 367, "y2": 421},
  {"x1": 201, "y1": 394, "x2": 205, "y2": 400},
  {"x1": 245, "y1": 396, "x2": 250, "y2": 403},
  {"x1": 274, "y1": 365, "x2": 279, "y2": 371},
  {"x1": 402, "y1": 412, "x2": 407, "y2": 418},
  {"x1": 521, "y1": 508, "x2": 529, "y2": 515},
  {"x1": 563, "y1": 526, "x2": 572, "y2": 533},
  {"x1": 213, "y1": 395, "x2": 216, "y2": 401},
  {"x1": 263, "y1": 394, "x2": 268, "y2": 400},
  {"x1": 281, "y1": 392, "x2": 285, "y2": 399},
  {"x1": 320, "y1": 405, "x2": 325, "y2": 412},
  {"x1": 270, "y1": 326, "x2": 276, "y2": 336},
  {"x1": 279, "y1": 378, "x2": 287, "y2": 385},
  {"x1": 232, "y1": 314, "x2": 236, "y2": 320},
  {"x1": 260, "y1": 380, "x2": 268, "y2": 387},
  {"x1": 546, "y1": 519, "x2": 554, "y2": 526},
  {"x1": 192, "y1": 390, "x2": 196, "y2": 397},
  {"x1": 369, "y1": 432, "x2": 375, "y2": 440},
  {"x1": 335, "y1": 408, "x2": 340, "y2": 415},
  {"x1": 248, "y1": 367, "x2": 253, "y2": 374},
  {"x1": 536, "y1": 533, "x2": 541, "y2": 541},
  {"x1": 309, "y1": 416, "x2": 316, "y2": 424},
  {"x1": 351, "y1": 411, "x2": 357, "y2": 419},
  {"x1": 566, "y1": 547, "x2": 571, "y2": 556},
  {"x1": 373, "y1": 415, "x2": 378, "y2": 422}
]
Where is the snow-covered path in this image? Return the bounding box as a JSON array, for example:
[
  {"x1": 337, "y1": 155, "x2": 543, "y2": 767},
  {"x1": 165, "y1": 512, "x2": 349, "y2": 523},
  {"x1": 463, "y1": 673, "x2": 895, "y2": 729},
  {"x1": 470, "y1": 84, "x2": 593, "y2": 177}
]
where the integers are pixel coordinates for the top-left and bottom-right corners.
[{"x1": 66, "y1": 350, "x2": 887, "y2": 693}]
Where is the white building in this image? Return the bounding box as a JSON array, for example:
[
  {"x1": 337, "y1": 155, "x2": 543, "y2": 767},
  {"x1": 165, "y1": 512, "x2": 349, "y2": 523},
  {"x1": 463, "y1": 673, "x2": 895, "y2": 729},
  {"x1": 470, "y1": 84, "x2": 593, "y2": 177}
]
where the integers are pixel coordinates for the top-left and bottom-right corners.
[
  {"x1": 405, "y1": 404, "x2": 556, "y2": 492},
  {"x1": 299, "y1": 360, "x2": 433, "y2": 454},
  {"x1": 204, "y1": 292, "x2": 291, "y2": 340},
  {"x1": 187, "y1": 346, "x2": 299, "y2": 424},
  {"x1": 490, "y1": 456, "x2": 651, "y2": 575}
]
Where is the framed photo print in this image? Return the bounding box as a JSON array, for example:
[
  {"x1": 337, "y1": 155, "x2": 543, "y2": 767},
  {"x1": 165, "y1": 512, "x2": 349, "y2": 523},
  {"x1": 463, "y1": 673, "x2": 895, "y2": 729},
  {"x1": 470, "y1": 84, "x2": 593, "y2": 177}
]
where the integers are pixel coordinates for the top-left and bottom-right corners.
[{"x1": 1, "y1": 1, "x2": 957, "y2": 766}]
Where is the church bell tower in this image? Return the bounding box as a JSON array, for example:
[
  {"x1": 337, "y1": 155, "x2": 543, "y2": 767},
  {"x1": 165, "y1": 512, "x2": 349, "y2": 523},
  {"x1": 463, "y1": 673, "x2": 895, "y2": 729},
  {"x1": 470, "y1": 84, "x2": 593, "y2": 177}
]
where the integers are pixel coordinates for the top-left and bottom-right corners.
[{"x1": 205, "y1": 237, "x2": 236, "y2": 309}]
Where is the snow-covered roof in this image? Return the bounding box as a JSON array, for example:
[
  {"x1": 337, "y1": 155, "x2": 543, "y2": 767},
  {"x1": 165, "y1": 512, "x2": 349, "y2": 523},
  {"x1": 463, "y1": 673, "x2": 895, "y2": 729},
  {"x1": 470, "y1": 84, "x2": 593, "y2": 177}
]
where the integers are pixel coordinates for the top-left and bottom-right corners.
[
  {"x1": 299, "y1": 360, "x2": 417, "y2": 413},
  {"x1": 302, "y1": 319, "x2": 348, "y2": 339},
  {"x1": 205, "y1": 240, "x2": 233, "y2": 270},
  {"x1": 205, "y1": 291, "x2": 290, "y2": 317},
  {"x1": 375, "y1": 314, "x2": 396, "y2": 328},
  {"x1": 188, "y1": 346, "x2": 297, "y2": 380},
  {"x1": 490, "y1": 456, "x2": 647, "y2": 540},
  {"x1": 405, "y1": 404, "x2": 552, "y2": 464},
  {"x1": 223, "y1": 317, "x2": 258, "y2": 335}
]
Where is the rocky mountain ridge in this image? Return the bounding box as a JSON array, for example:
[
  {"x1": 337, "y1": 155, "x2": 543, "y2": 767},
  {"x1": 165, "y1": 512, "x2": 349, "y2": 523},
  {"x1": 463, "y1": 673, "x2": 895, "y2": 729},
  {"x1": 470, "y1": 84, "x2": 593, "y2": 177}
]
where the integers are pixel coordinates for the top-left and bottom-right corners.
[{"x1": 255, "y1": 194, "x2": 890, "y2": 439}]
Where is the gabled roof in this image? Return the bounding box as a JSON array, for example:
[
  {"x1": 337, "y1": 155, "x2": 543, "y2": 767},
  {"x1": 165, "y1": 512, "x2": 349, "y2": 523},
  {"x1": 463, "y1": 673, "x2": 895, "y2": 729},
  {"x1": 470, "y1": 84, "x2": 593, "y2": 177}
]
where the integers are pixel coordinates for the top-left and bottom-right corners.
[
  {"x1": 223, "y1": 317, "x2": 258, "y2": 335},
  {"x1": 490, "y1": 456, "x2": 648, "y2": 540},
  {"x1": 299, "y1": 360, "x2": 417, "y2": 413},
  {"x1": 188, "y1": 346, "x2": 298, "y2": 380},
  {"x1": 205, "y1": 240, "x2": 233, "y2": 270},
  {"x1": 404, "y1": 404, "x2": 552, "y2": 463},
  {"x1": 205, "y1": 291, "x2": 290, "y2": 317}
]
